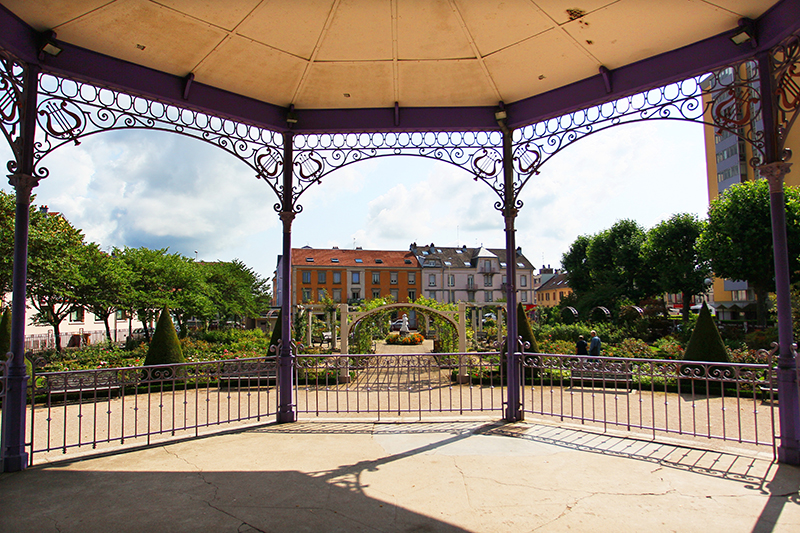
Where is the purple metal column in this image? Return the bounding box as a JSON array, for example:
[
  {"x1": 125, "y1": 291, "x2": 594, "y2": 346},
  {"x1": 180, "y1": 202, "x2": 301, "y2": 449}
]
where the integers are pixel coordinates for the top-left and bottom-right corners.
[
  {"x1": 2, "y1": 64, "x2": 39, "y2": 472},
  {"x1": 501, "y1": 127, "x2": 522, "y2": 422},
  {"x1": 757, "y1": 50, "x2": 799, "y2": 465},
  {"x1": 277, "y1": 132, "x2": 296, "y2": 423}
]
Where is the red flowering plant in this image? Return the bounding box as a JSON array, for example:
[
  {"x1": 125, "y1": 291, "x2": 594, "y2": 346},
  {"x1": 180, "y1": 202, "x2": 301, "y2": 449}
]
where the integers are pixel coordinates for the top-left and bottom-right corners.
[{"x1": 385, "y1": 333, "x2": 424, "y2": 345}]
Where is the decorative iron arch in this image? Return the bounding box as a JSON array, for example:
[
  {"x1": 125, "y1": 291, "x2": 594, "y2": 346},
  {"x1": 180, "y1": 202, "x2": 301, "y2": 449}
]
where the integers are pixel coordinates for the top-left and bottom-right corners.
[{"x1": 347, "y1": 302, "x2": 460, "y2": 333}]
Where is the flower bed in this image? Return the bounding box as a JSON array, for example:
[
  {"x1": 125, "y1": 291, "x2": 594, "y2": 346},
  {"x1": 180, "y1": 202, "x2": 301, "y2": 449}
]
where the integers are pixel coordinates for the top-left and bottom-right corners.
[{"x1": 385, "y1": 332, "x2": 424, "y2": 345}]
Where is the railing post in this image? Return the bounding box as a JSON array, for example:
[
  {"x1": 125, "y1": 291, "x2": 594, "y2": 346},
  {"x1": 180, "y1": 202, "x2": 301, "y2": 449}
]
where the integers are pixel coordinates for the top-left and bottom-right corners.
[
  {"x1": 277, "y1": 132, "x2": 296, "y2": 423},
  {"x1": 500, "y1": 126, "x2": 522, "y2": 422},
  {"x1": 2, "y1": 63, "x2": 39, "y2": 472}
]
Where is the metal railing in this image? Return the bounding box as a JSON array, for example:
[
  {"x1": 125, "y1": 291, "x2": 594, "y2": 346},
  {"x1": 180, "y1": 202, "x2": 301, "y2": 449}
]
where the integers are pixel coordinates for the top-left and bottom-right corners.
[
  {"x1": 26, "y1": 356, "x2": 277, "y2": 463},
  {"x1": 522, "y1": 353, "x2": 775, "y2": 450},
  {"x1": 294, "y1": 352, "x2": 505, "y2": 419},
  {"x1": 24, "y1": 328, "x2": 133, "y2": 352}
]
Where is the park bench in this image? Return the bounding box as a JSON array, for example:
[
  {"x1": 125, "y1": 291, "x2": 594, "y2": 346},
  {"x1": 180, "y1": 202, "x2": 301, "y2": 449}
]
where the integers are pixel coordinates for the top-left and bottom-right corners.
[
  {"x1": 39, "y1": 369, "x2": 123, "y2": 402},
  {"x1": 570, "y1": 360, "x2": 633, "y2": 389}
]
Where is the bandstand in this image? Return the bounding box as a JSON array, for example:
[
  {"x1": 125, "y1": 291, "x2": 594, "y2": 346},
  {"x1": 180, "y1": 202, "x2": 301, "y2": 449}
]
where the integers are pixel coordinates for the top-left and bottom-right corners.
[{"x1": 1, "y1": 1, "x2": 800, "y2": 471}]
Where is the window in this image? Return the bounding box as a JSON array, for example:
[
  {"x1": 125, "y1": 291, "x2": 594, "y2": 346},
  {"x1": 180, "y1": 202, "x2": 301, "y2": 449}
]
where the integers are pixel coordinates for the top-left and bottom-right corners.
[
  {"x1": 351, "y1": 289, "x2": 361, "y2": 300},
  {"x1": 484, "y1": 259, "x2": 491, "y2": 271},
  {"x1": 468, "y1": 292, "x2": 475, "y2": 302},
  {"x1": 70, "y1": 308, "x2": 85, "y2": 323},
  {"x1": 447, "y1": 274, "x2": 455, "y2": 287},
  {"x1": 502, "y1": 275, "x2": 507, "y2": 285},
  {"x1": 408, "y1": 272, "x2": 416, "y2": 284},
  {"x1": 559, "y1": 291, "x2": 564, "y2": 300},
  {"x1": 318, "y1": 289, "x2": 327, "y2": 301},
  {"x1": 333, "y1": 271, "x2": 341, "y2": 284},
  {"x1": 484, "y1": 274, "x2": 492, "y2": 287},
  {"x1": 390, "y1": 272, "x2": 398, "y2": 284},
  {"x1": 520, "y1": 275, "x2": 527, "y2": 287},
  {"x1": 352, "y1": 272, "x2": 360, "y2": 284},
  {"x1": 372, "y1": 272, "x2": 380, "y2": 284},
  {"x1": 467, "y1": 275, "x2": 474, "y2": 289},
  {"x1": 521, "y1": 292, "x2": 527, "y2": 302},
  {"x1": 302, "y1": 289, "x2": 311, "y2": 302},
  {"x1": 390, "y1": 289, "x2": 399, "y2": 300},
  {"x1": 317, "y1": 271, "x2": 326, "y2": 284},
  {"x1": 408, "y1": 290, "x2": 416, "y2": 302},
  {"x1": 427, "y1": 290, "x2": 436, "y2": 299},
  {"x1": 484, "y1": 291, "x2": 493, "y2": 302},
  {"x1": 545, "y1": 293, "x2": 550, "y2": 301},
  {"x1": 302, "y1": 271, "x2": 311, "y2": 284},
  {"x1": 333, "y1": 289, "x2": 342, "y2": 302},
  {"x1": 355, "y1": 258, "x2": 363, "y2": 263},
  {"x1": 428, "y1": 274, "x2": 436, "y2": 286},
  {"x1": 372, "y1": 289, "x2": 381, "y2": 299}
]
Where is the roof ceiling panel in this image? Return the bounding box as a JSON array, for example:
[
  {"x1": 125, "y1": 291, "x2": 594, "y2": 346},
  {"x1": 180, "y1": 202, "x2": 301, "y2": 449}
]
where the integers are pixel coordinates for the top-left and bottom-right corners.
[
  {"x1": 45, "y1": 0, "x2": 228, "y2": 77},
  {"x1": 155, "y1": 0, "x2": 261, "y2": 31},
  {"x1": 453, "y1": 0, "x2": 554, "y2": 56},
  {"x1": 0, "y1": 0, "x2": 109, "y2": 31},
  {"x1": 193, "y1": 35, "x2": 306, "y2": 107},
  {"x1": 559, "y1": 0, "x2": 746, "y2": 69},
  {"x1": 398, "y1": 59, "x2": 498, "y2": 106},
  {"x1": 296, "y1": 61, "x2": 394, "y2": 108},
  {"x1": 533, "y1": 1, "x2": 621, "y2": 24},
  {"x1": 397, "y1": 0, "x2": 474, "y2": 59},
  {"x1": 484, "y1": 28, "x2": 598, "y2": 103},
  {"x1": 315, "y1": 0, "x2": 393, "y2": 60},
  {"x1": 237, "y1": 0, "x2": 334, "y2": 59}
]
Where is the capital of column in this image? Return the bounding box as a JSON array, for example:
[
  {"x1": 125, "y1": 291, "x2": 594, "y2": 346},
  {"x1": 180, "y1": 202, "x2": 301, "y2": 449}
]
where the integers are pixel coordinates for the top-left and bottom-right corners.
[
  {"x1": 759, "y1": 162, "x2": 793, "y2": 193},
  {"x1": 7, "y1": 173, "x2": 41, "y2": 195},
  {"x1": 279, "y1": 209, "x2": 296, "y2": 228}
]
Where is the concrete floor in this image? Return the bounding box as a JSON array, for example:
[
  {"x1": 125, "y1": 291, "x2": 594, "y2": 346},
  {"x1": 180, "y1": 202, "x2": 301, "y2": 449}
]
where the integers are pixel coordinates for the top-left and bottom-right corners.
[{"x1": 1, "y1": 417, "x2": 798, "y2": 533}]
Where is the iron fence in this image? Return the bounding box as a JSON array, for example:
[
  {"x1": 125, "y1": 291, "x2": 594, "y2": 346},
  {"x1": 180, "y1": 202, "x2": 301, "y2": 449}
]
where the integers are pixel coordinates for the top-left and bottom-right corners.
[
  {"x1": 26, "y1": 356, "x2": 277, "y2": 464},
  {"x1": 24, "y1": 328, "x2": 132, "y2": 352},
  {"x1": 522, "y1": 353, "x2": 775, "y2": 450},
  {"x1": 294, "y1": 352, "x2": 505, "y2": 419}
]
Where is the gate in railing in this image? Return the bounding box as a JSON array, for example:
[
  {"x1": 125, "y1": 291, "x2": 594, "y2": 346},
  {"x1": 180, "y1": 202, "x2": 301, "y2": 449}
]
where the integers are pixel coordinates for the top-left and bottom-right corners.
[
  {"x1": 21, "y1": 350, "x2": 779, "y2": 465},
  {"x1": 522, "y1": 353, "x2": 776, "y2": 451}
]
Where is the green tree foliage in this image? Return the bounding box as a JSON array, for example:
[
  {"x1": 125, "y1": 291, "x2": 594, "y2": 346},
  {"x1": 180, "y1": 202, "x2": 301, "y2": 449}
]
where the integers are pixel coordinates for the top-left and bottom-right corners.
[
  {"x1": 144, "y1": 305, "x2": 184, "y2": 365},
  {"x1": 562, "y1": 219, "x2": 655, "y2": 317},
  {"x1": 682, "y1": 302, "x2": 729, "y2": 363},
  {"x1": 0, "y1": 307, "x2": 11, "y2": 359},
  {"x1": 202, "y1": 259, "x2": 271, "y2": 326},
  {"x1": 643, "y1": 213, "x2": 711, "y2": 325},
  {"x1": 115, "y1": 247, "x2": 212, "y2": 339},
  {"x1": 27, "y1": 210, "x2": 87, "y2": 352},
  {"x1": 74, "y1": 244, "x2": 135, "y2": 341},
  {"x1": 269, "y1": 309, "x2": 283, "y2": 355},
  {"x1": 698, "y1": 180, "x2": 800, "y2": 326}
]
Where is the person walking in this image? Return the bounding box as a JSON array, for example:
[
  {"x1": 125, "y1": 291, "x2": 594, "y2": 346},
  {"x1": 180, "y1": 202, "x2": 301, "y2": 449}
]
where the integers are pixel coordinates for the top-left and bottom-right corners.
[
  {"x1": 588, "y1": 330, "x2": 601, "y2": 356},
  {"x1": 576, "y1": 335, "x2": 588, "y2": 355}
]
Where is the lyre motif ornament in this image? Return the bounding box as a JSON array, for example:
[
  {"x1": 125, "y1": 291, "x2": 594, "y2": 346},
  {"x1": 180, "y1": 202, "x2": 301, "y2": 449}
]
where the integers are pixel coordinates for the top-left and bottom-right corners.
[{"x1": 38, "y1": 99, "x2": 83, "y2": 145}]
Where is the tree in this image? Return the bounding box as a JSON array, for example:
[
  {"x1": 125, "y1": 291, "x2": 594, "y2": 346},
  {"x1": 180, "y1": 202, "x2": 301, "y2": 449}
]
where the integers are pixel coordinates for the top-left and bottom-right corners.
[
  {"x1": 682, "y1": 302, "x2": 728, "y2": 363},
  {"x1": 562, "y1": 219, "x2": 655, "y2": 317},
  {"x1": 0, "y1": 190, "x2": 48, "y2": 297},
  {"x1": 0, "y1": 307, "x2": 11, "y2": 359},
  {"x1": 74, "y1": 244, "x2": 136, "y2": 341},
  {"x1": 115, "y1": 247, "x2": 212, "y2": 340},
  {"x1": 202, "y1": 259, "x2": 271, "y2": 327},
  {"x1": 698, "y1": 180, "x2": 800, "y2": 326},
  {"x1": 26, "y1": 211, "x2": 87, "y2": 352},
  {"x1": 643, "y1": 213, "x2": 711, "y2": 325}
]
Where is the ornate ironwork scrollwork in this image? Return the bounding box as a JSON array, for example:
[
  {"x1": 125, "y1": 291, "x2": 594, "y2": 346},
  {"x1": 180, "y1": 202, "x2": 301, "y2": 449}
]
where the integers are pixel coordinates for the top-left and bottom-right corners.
[
  {"x1": 514, "y1": 60, "x2": 767, "y2": 188},
  {"x1": 771, "y1": 32, "x2": 800, "y2": 161},
  {"x1": 0, "y1": 51, "x2": 25, "y2": 174},
  {"x1": 33, "y1": 74, "x2": 284, "y2": 197},
  {"x1": 291, "y1": 131, "x2": 506, "y2": 211}
]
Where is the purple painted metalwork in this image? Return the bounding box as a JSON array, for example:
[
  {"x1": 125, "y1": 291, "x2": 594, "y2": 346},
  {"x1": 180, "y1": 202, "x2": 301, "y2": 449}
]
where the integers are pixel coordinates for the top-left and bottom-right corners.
[
  {"x1": 26, "y1": 356, "x2": 277, "y2": 461},
  {"x1": 756, "y1": 39, "x2": 800, "y2": 465},
  {"x1": 1, "y1": 2, "x2": 799, "y2": 134},
  {"x1": 278, "y1": 132, "x2": 296, "y2": 423},
  {"x1": 1, "y1": 60, "x2": 39, "y2": 472}
]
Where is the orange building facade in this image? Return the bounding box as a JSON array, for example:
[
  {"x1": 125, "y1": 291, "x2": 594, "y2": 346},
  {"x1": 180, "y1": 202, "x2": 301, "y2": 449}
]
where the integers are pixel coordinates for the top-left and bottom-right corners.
[{"x1": 290, "y1": 247, "x2": 421, "y2": 305}]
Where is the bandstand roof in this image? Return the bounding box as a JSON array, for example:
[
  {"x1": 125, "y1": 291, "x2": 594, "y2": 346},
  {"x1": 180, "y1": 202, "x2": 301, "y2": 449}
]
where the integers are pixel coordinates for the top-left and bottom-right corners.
[{"x1": 1, "y1": 0, "x2": 799, "y2": 132}]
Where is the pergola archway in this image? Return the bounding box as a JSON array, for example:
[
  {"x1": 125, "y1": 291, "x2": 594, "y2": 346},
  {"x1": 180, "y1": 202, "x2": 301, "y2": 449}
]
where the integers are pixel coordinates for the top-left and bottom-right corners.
[
  {"x1": 2, "y1": 1, "x2": 800, "y2": 470},
  {"x1": 339, "y1": 302, "x2": 467, "y2": 354}
]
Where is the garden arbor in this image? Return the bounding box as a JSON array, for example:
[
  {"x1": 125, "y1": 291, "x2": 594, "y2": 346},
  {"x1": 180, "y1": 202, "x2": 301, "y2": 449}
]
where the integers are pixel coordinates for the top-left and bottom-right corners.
[{"x1": 2, "y1": 1, "x2": 800, "y2": 470}]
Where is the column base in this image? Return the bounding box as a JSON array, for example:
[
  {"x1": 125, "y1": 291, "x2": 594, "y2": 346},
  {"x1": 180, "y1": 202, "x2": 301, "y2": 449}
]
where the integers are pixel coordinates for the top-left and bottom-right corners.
[
  {"x1": 277, "y1": 409, "x2": 297, "y2": 423},
  {"x1": 778, "y1": 444, "x2": 800, "y2": 465},
  {"x1": 2, "y1": 452, "x2": 29, "y2": 473}
]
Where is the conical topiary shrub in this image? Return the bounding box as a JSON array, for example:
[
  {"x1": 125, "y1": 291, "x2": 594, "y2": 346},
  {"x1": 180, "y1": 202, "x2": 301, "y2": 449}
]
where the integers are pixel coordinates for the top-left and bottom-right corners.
[
  {"x1": 144, "y1": 305, "x2": 184, "y2": 366},
  {"x1": 517, "y1": 302, "x2": 540, "y2": 378},
  {"x1": 269, "y1": 309, "x2": 283, "y2": 355},
  {"x1": 0, "y1": 307, "x2": 11, "y2": 360},
  {"x1": 682, "y1": 302, "x2": 729, "y2": 363}
]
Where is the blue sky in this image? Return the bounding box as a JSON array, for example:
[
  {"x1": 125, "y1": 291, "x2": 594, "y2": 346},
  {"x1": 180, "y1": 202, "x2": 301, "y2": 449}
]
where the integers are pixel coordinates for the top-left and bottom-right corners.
[{"x1": 0, "y1": 118, "x2": 709, "y2": 281}]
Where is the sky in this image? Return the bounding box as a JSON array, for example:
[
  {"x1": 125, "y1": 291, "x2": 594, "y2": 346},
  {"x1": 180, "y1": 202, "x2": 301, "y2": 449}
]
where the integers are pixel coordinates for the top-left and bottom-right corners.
[{"x1": 0, "y1": 118, "x2": 710, "y2": 282}]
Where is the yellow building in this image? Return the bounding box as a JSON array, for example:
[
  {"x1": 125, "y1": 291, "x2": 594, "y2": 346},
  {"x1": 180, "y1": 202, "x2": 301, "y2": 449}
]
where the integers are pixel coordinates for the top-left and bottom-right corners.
[{"x1": 702, "y1": 63, "x2": 800, "y2": 321}]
